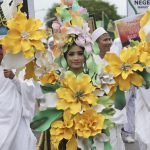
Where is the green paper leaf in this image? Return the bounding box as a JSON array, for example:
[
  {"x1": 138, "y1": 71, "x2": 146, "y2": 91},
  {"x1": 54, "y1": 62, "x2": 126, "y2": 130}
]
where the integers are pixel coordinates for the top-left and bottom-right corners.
[
  {"x1": 54, "y1": 56, "x2": 62, "y2": 67},
  {"x1": 104, "y1": 142, "x2": 112, "y2": 150},
  {"x1": 103, "y1": 119, "x2": 114, "y2": 131},
  {"x1": 97, "y1": 96, "x2": 114, "y2": 108},
  {"x1": 61, "y1": 56, "x2": 68, "y2": 69},
  {"x1": 92, "y1": 42, "x2": 100, "y2": 55},
  {"x1": 140, "y1": 70, "x2": 150, "y2": 89},
  {"x1": 86, "y1": 54, "x2": 98, "y2": 77},
  {"x1": 62, "y1": 9, "x2": 72, "y2": 22},
  {"x1": 129, "y1": 40, "x2": 139, "y2": 47},
  {"x1": 41, "y1": 82, "x2": 60, "y2": 93},
  {"x1": 114, "y1": 87, "x2": 126, "y2": 110},
  {"x1": 102, "y1": 128, "x2": 110, "y2": 137},
  {"x1": 31, "y1": 108, "x2": 63, "y2": 132}
]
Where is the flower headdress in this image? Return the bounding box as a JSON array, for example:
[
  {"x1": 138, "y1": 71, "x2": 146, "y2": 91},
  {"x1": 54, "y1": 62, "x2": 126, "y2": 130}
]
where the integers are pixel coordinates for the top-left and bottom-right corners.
[{"x1": 52, "y1": 0, "x2": 99, "y2": 74}]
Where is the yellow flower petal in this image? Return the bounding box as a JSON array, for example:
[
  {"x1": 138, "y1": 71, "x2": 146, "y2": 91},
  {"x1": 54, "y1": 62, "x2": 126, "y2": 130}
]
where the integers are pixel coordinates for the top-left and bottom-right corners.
[
  {"x1": 104, "y1": 53, "x2": 121, "y2": 65},
  {"x1": 132, "y1": 64, "x2": 143, "y2": 72},
  {"x1": 7, "y1": 30, "x2": 20, "y2": 39},
  {"x1": 70, "y1": 101, "x2": 81, "y2": 114},
  {"x1": 21, "y1": 40, "x2": 31, "y2": 51},
  {"x1": 131, "y1": 73, "x2": 144, "y2": 87},
  {"x1": 31, "y1": 40, "x2": 45, "y2": 51},
  {"x1": 66, "y1": 136, "x2": 77, "y2": 150},
  {"x1": 116, "y1": 76, "x2": 131, "y2": 91}
]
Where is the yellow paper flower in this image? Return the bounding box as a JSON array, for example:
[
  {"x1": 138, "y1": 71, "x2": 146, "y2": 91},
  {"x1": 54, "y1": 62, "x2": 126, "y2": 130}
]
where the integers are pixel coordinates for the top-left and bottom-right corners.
[
  {"x1": 139, "y1": 8, "x2": 150, "y2": 41},
  {"x1": 105, "y1": 48, "x2": 144, "y2": 91},
  {"x1": 50, "y1": 110, "x2": 75, "y2": 150},
  {"x1": 1, "y1": 5, "x2": 46, "y2": 59},
  {"x1": 56, "y1": 72, "x2": 97, "y2": 114},
  {"x1": 135, "y1": 42, "x2": 150, "y2": 66},
  {"x1": 74, "y1": 109, "x2": 105, "y2": 138},
  {"x1": 40, "y1": 71, "x2": 59, "y2": 85}
]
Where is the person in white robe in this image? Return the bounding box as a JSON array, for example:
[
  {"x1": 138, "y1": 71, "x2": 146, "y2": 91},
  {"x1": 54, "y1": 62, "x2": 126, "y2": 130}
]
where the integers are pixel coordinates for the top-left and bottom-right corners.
[
  {"x1": 135, "y1": 87, "x2": 150, "y2": 150},
  {"x1": 0, "y1": 46, "x2": 43, "y2": 150},
  {"x1": 91, "y1": 27, "x2": 127, "y2": 150}
]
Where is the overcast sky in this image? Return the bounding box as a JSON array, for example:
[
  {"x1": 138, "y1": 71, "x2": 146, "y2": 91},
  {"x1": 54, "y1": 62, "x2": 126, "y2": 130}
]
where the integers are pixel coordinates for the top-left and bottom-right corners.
[{"x1": 34, "y1": 0, "x2": 127, "y2": 21}]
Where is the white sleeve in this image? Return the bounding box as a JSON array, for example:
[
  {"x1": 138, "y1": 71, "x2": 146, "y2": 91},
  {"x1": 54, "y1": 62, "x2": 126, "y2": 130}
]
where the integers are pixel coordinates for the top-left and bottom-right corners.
[{"x1": 12, "y1": 77, "x2": 43, "y2": 121}]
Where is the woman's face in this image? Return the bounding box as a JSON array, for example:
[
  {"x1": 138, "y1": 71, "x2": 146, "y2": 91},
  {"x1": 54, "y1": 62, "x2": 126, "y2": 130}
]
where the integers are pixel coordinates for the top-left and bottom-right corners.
[{"x1": 66, "y1": 45, "x2": 85, "y2": 71}]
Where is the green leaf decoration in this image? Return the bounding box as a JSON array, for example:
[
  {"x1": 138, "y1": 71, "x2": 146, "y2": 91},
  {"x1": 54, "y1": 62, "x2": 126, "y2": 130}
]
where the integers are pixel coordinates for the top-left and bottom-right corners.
[
  {"x1": 129, "y1": 40, "x2": 139, "y2": 47},
  {"x1": 86, "y1": 54, "x2": 98, "y2": 77},
  {"x1": 61, "y1": 55, "x2": 68, "y2": 69},
  {"x1": 54, "y1": 56, "x2": 62, "y2": 67},
  {"x1": 140, "y1": 70, "x2": 150, "y2": 89},
  {"x1": 104, "y1": 142, "x2": 112, "y2": 150},
  {"x1": 41, "y1": 82, "x2": 60, "y2": 93},
  {"x1": 102, "y1": 128, "x2": 110, "y2": 137},
  {"x1": 103, "y1": 119, "x2": 114, "y2": 131},
  {"x1": 91, "y1": 147, "x2": 97, "y2": 150},
  {"x1": 31, "y1": 108, "x2": 63, "y2": 132},
  {"x1": 97, "y1": 96, "x2": 114, "y2": 108},
  {"x1": 114, "y1": 87, "x2": 126, "y2": 110},
  {"x1": 92, "y1": 42, "x2": 100, "y2": 55},
  {"x1": 61, "y1": 9, "x2": 72, "y2": 22}
]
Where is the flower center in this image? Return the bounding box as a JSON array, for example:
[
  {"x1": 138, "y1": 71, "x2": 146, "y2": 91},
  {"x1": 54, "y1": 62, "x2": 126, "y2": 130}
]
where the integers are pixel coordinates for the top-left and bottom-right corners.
[
  {"x1": 75, "y1": 91, "x2": 84, "y2": 99},
  {"x1": 121, "y1": 63, "x2": 131, "y2": 71},
  {"x1": 21, "y1": 31, "x2": 30, "y2": 40}
]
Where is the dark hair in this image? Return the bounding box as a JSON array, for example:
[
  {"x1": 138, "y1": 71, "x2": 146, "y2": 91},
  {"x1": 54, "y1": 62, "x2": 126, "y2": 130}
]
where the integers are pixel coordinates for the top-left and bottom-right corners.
[{"x1": 64, "y1": 43, "x2": 84, "y2": 59}]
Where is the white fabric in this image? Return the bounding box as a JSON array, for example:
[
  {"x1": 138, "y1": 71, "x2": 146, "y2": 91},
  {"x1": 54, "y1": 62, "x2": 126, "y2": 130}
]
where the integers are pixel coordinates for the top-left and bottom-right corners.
[
  {"x1": 0, "y1": 66, "x2": 43, "y2": 150},
  {"x1": 124, "y1": 87, "x2": 136, "y2": 134},
  {"x1": 91, "y1": 27, "x2": 107, "y2": 42},
  {"x1": 1, "y1": 0, "x2": 23, "y2": 19},
  {"x1": 135, "y1": 87, "x2": 150, "y2": 150},
  {"x1": 110, "y1": 108, "x2": 127, "y2": 150},
  {"x1": 110, "y1": 38, "x2": 122, "y2": 56}
]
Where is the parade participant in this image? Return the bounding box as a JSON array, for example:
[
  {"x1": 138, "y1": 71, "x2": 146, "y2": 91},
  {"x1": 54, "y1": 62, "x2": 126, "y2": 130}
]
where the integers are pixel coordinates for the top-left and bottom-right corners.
[
  {"x1": 92, "y1": 27, "x2": 112, "y2": 64},
  {"x1": 64, "y1": 44, "x2": 85, "y2": 74},
  {"x1": 92, "y1": 27, "x2": 127, "y2": 150},
  {"x1": 0, "y1": 46, "x2": 43, "y2": 150}
]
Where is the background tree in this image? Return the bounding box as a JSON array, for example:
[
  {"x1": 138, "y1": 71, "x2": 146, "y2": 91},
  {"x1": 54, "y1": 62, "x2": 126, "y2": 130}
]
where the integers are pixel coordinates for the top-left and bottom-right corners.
[{"x1": 45, "y1": 0, "x2": 121, "y2": 23}]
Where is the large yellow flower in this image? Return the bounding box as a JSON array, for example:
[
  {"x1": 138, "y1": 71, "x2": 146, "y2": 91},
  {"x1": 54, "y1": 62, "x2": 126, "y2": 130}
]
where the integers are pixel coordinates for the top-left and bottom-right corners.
[
  {"x1": 74, "y1": 109, "x2": 105, "y2": 138},
  {"x1": 1, "y1": 5, "x2": 46, "y2": 59},
  {"x1": 56, "y1": 71, "x2": 97, "y2": 114},
  {"x1": 105, "y1": 48, "x2": 144, "y2": 91},
  {"x1": 50, "y1": 110, "x2": 76, "y2": 150}
]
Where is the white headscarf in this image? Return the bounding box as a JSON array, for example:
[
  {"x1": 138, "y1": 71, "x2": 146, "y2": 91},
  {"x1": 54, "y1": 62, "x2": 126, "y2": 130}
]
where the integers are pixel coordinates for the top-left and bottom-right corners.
[{"x1": 91, "y1": 27, "x2": 107, "y2": 42}]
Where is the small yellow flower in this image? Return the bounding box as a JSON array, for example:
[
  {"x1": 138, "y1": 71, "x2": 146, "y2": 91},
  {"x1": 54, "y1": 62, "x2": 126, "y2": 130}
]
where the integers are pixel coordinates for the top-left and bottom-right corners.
[
  {"x1": 139, "y1": 9, "x2": 150, "y2": 41},
  {"x1": 105, "y1": 48, "x2": 144, "y2": 91},
  {"x1": 1, "y1": 5, "x2": 46, "y2": 59},
  {"x1": 74, "y1": 109, "x2": 105, "y2": 138},
  {"x1": 40, "y1": 71, "x2": 59, "y2": 85},
  {"x1": 50, "y1": 110, "x2": 75, "y2": 150},
  {"x1": 56, "y1": 72, "x2": 97, "y2": 114},
  {"x1": 135, "y1": 42, "x2": 150, "y2": 67}
]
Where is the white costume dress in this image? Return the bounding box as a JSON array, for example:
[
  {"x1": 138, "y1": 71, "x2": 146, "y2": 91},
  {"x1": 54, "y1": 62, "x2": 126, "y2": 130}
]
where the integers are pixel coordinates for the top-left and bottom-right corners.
[
  {"x1": 0, "y1": 66, "x2": 42, "y2": 150},
  {"x1": 135, "y1": 87, "x2": 150, "y2": 150}
]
